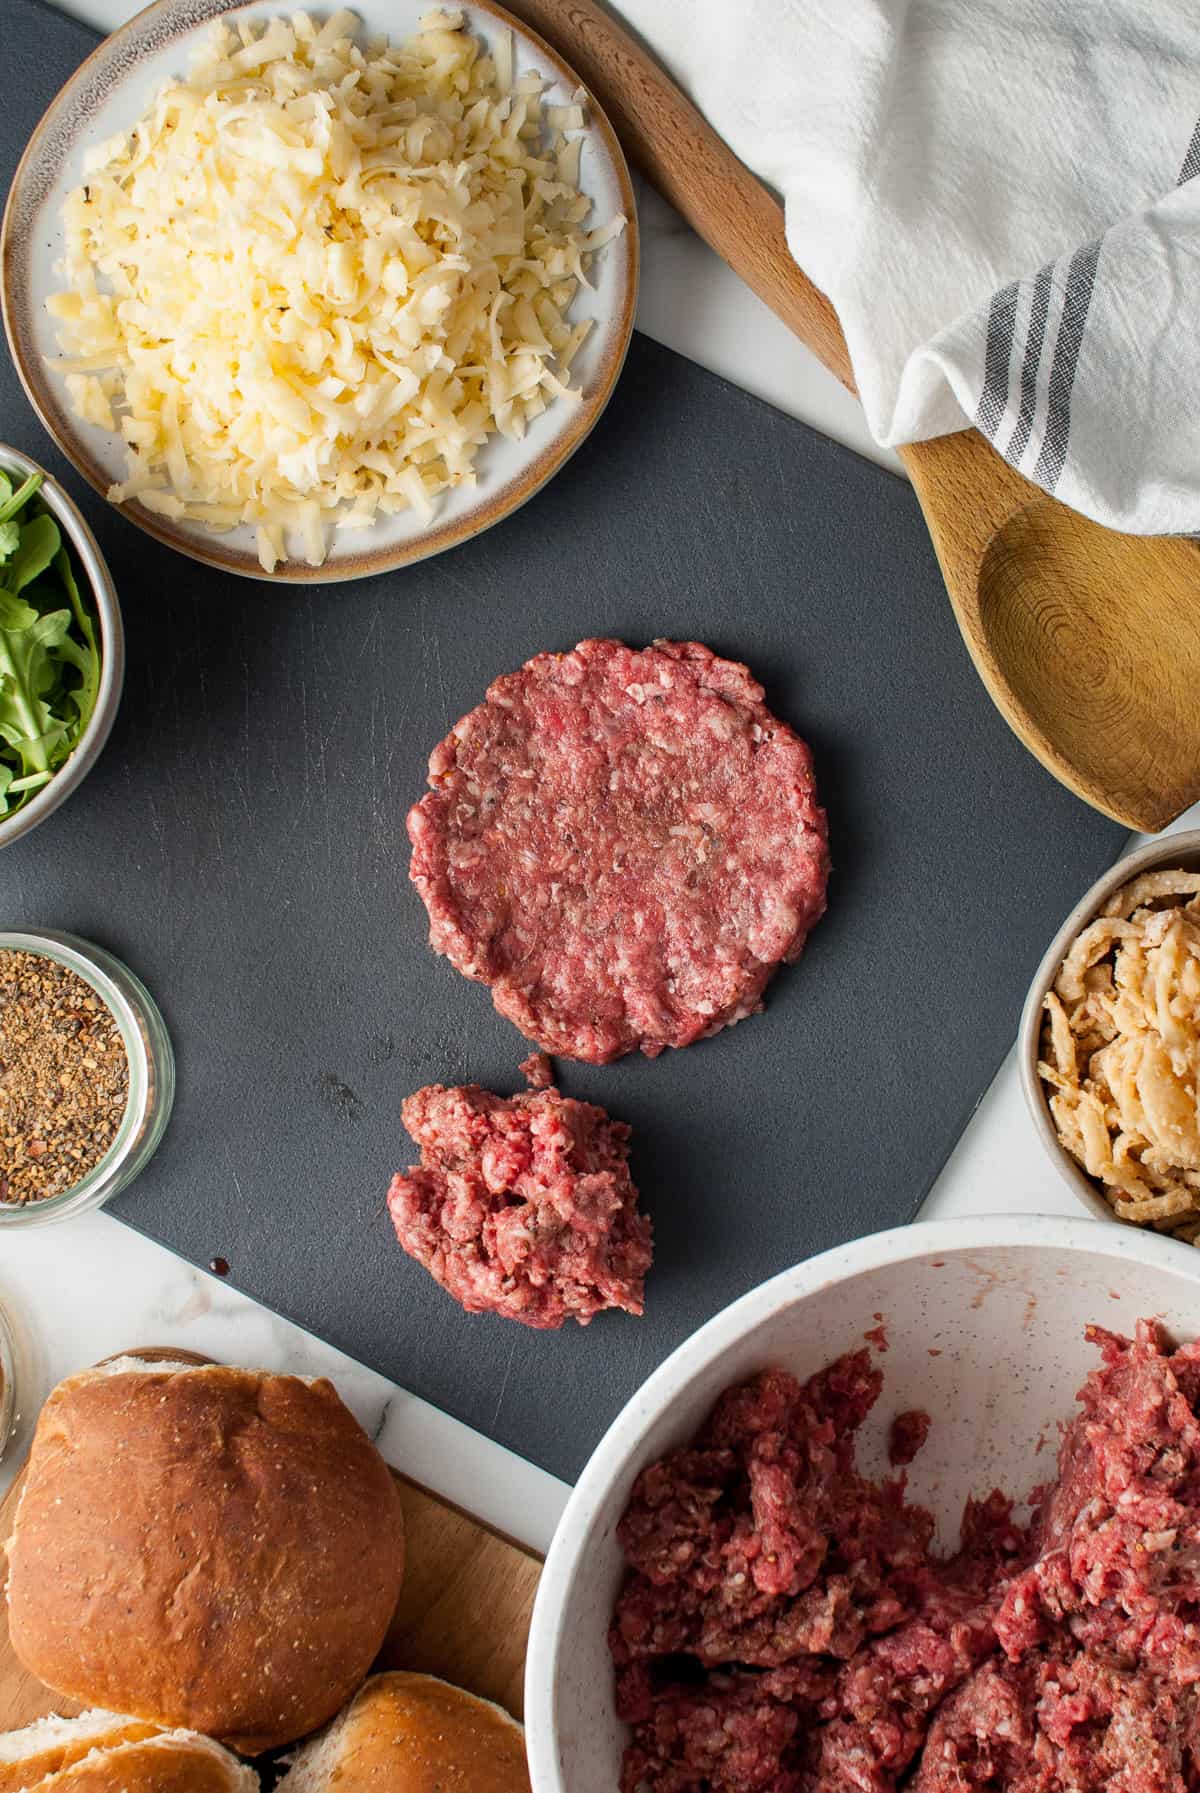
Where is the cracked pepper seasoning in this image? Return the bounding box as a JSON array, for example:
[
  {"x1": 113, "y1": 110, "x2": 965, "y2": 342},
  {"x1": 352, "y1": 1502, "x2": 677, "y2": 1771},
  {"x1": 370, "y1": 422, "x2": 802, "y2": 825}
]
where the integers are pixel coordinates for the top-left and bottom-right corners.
[{"x1": 0, "y1": 950, "x2": 129, "y2": 1204}]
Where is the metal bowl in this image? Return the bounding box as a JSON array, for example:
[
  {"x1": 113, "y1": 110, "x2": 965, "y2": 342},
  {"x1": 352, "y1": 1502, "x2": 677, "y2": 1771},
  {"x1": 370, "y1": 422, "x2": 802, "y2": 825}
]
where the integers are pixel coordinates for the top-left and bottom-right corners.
[{"x1": 0, "y1": 445, "x2": 123, "y2": 848}]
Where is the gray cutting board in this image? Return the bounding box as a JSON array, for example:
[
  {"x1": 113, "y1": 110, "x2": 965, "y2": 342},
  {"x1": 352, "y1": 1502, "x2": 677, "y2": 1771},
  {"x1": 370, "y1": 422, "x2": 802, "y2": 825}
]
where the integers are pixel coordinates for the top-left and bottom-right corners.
[{"x1": 0, "y1": 0, "x2": 1124, "y2": 1481}]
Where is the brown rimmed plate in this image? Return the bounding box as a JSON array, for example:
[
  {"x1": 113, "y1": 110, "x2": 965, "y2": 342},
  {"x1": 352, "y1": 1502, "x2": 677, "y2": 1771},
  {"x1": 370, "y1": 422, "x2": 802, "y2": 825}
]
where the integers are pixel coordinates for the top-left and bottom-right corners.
[{"x1": 1, "y1": 1, "x2": 638, "y2": 584}]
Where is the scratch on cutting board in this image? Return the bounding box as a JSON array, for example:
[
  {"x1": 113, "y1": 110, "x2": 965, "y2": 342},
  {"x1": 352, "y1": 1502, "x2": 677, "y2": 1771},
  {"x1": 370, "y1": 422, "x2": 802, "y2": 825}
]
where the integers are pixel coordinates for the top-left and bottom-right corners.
[
  {"x1": 358, "y1": 602, "x2": 382, "y2": 660},
  {"x1": 369, "y1": 683, "x2": 395, "y2": 839},
  {"x1": 490, "y1": 1333, "x2": 520, "y2": 1430},
  {"x1": 418, "y1": 590, "x2": 449, "y2": 720},
  {"x1": 235, "y1": 648, "x2": 255, "y2": 823},
  {"x1": 434, "y1": 559, "x2": 475, "y2": 604},
  {"x1": 144, "y1": 786, "x2": 167, "y2": 857},
  {"x1": 279, "y1": 672, "x2": 317, "y2": 843},
  {"x1": 300, "y1": 608, "x2": 338, "y2": 813},
  {"x1": 297, "y1": 673, "x2": 311, "y2": 816}
]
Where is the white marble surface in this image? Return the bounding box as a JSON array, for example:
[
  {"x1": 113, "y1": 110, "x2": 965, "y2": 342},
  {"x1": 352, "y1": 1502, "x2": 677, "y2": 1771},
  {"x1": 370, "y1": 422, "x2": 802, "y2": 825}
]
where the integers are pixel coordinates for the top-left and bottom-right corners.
[
  {"x1": 0, "y1": 0, "x2": 1185, "y2": 1555},
  {"x1": 0, "y1": 1214, "x2": 571, "y2": 1548}
]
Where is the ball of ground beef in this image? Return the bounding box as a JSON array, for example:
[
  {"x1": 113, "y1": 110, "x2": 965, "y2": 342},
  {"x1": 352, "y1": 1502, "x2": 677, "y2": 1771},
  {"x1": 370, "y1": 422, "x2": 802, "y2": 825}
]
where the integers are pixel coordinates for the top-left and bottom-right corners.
[
  {"x1": 387, "y1": 1082, "x2": 652, "y2": 1328},
  {"x1": 407, "y1": 638, "x2": 829, "y2": 1064}
]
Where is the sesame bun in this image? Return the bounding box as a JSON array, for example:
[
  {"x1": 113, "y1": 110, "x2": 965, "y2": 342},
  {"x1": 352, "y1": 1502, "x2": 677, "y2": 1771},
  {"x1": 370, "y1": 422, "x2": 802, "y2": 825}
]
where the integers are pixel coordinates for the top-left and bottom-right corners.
[
  {"x1": 277, "y1": 1673, "x2": 529, "y2": 1793},
  {"x1": 5, "y1": 1363, "x2": 405, "y2": 1754},
  {"x1": 0, "y1": 1722, "x2": 256, "y2": 1793}
]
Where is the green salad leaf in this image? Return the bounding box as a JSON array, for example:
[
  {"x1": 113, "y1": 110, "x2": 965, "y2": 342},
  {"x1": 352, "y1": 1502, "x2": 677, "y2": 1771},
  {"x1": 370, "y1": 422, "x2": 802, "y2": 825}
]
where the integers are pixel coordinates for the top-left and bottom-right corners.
[
  {"x1": 0, "y1": 470, "x2": 103, "y2": 820},
  {"x1": 8, "y1": 514, "x2": 61, "y2": 594}
]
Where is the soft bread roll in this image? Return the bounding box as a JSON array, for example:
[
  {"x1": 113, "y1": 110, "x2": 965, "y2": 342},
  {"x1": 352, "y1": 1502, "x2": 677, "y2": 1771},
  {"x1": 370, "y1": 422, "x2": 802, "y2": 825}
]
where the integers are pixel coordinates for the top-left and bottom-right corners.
[
  {"x1": 0, "y1": 1713, "x2": 161, "y2": 1791},
  {"x1": 277, "y1": 1674, "x2": 530, "y2": 1793},
  {"x1": 20, "y1": 1733, "x2": 258, "y2": 1792},
  {"x1": 5, "y1": 1363, "x2": 405, "y2": 1754}
]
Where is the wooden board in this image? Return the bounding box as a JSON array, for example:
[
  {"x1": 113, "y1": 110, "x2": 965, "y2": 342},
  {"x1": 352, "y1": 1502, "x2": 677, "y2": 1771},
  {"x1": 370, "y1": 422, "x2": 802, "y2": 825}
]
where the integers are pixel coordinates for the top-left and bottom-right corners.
[{"x1": 0, "y1": 1353, "x2": 541, "y2": 1740}]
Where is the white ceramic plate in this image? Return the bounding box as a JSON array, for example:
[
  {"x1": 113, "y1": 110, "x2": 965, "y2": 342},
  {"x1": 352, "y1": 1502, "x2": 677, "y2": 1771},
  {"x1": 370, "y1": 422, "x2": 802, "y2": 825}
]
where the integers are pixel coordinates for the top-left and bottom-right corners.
[
  {"x1": 2, "y1": 1, "x2": 638, "y2": 583},
  {"x1": 524, "y1": 1215, "x2": 1200, "y2": 1792}
]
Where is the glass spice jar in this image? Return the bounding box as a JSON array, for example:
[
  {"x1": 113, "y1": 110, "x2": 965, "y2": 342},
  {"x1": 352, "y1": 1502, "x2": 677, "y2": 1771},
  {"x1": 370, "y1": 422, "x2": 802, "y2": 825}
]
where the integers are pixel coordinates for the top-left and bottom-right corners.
[
  {"x1": 0, "y1": 931, "x2": 175, "y2": 1230},
  {"x1": 0, "y1": 1297, "x2": 15, "y2": 1464}
]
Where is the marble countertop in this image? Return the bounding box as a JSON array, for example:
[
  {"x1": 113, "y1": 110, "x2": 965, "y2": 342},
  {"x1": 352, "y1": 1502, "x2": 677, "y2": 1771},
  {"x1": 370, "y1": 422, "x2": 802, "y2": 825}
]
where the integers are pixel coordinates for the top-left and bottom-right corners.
[{"x1": 2, "y1": 0, "x2": 1189, "y2": 1555}]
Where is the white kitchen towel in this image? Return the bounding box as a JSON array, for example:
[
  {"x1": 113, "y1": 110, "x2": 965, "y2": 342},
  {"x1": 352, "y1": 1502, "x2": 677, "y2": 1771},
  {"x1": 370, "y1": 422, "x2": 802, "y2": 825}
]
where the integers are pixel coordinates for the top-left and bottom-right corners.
[{"x1": 613, "y1": 0, "x2": 1200, "y2": 533}]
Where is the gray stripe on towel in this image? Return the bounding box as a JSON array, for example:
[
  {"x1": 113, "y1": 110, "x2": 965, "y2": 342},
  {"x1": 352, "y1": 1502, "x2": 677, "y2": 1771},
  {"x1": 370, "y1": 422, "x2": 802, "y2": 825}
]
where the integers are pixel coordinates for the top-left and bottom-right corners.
[
  {"x1": 1033, "y1": 240, "x2": 1101, "y2": 493},
  {"x1": 1180, "y1": 115, "x2": 1200, "y2": 183},
  {"x1": 975, "y1": 282, "x2": 1020, "y2": 439},
  {"x1": 1003, "y1": 263, "x2": 1053, "y2": 470}
]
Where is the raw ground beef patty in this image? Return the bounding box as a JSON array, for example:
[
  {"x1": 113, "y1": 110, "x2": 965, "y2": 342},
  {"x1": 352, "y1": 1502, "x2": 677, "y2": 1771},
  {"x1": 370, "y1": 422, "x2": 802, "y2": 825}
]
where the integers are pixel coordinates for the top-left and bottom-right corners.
[
  {"x1": 387, "y1": 1082, "x2": 652, "y2": 1328},
  {"x1": 407, "y1": 639, "x2": 829, "y2": 1064},
  {"x1": 611, "y1": 1321, "x2": 1200, "y2": 1793}
]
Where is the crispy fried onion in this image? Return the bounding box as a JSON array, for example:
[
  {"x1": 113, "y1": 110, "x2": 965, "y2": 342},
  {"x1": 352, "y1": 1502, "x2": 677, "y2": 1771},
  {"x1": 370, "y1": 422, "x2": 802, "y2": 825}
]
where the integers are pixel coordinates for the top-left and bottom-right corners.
[{"x1": 1039, "y1": 870, "x2": 1200, "y2": 1240}]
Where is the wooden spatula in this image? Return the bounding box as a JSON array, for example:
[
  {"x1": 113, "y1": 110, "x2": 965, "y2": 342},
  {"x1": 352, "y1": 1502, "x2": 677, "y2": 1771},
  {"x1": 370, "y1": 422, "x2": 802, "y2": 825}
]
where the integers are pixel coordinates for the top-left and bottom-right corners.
[{"x1": 505, "y1": 0, "x2": 1200, "y2": 832}]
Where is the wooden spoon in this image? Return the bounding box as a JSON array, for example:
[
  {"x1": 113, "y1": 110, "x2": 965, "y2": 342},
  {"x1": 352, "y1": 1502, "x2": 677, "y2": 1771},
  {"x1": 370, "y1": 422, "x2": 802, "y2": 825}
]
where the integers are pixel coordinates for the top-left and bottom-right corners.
[{"x1": 505, "y1": 0, "x2": 1200, "y2": 831}]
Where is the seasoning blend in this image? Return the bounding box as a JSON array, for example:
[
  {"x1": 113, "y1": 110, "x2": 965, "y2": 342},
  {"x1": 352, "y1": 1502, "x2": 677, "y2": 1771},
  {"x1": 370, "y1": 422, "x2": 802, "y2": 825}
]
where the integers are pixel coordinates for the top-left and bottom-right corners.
[{"x1": 0, "y1": 933, "x2": 174, "y2": 1229}]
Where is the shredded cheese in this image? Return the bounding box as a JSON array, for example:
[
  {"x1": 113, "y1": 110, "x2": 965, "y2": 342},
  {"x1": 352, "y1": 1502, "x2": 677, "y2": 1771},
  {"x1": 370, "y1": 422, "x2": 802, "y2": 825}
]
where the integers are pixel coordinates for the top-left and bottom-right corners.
[{"x1": 46, "y1": 8, "x2": 625, "y2": 572}]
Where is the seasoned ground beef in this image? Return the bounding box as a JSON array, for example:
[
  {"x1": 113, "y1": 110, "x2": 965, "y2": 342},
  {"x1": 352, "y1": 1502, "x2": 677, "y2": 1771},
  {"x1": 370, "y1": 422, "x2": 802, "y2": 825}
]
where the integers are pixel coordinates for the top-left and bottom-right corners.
[
  {"x1": 915, "y1": 1321, "x2": 1200, "y2": 1793},
  {"x1": 407, "y1": 639, "x2": 829, "y2": 1064},
  {"x1": 610, "y1": 1322, "x2": 1200, "y2": 1793},
  {"x1": 387, "y1": 1082, "x2": 651, "y2": 1329},
  {"x1": 914, "y1": 1648, "x2": 1200, "y2": 1793}
]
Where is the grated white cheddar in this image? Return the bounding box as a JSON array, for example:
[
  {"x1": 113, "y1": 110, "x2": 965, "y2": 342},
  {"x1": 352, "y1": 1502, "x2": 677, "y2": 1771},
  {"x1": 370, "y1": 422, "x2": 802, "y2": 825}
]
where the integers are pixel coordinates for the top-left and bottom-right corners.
[{"x1": 46, "y1": 8, "x2": 625, "y2": 572}]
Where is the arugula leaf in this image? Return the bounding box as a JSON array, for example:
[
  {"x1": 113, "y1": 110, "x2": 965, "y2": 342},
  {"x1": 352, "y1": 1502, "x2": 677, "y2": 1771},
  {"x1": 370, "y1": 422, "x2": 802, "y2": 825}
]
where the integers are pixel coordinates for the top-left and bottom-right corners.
[
  {"x1": 7, "y1": 513, "x2": 60, "y2": 594},
  {"x1": 0, "y1": 608, "x2": 74, "y2": 775},
  {"x1": 0, "y1": 589, "x2": 38, "y2": 632},
  {"x1": 54, "y1": 545, "x2": 100, "y2": 728},
  {"x1": 0, "y1": 474, "x2": 102, "y2": 819}
]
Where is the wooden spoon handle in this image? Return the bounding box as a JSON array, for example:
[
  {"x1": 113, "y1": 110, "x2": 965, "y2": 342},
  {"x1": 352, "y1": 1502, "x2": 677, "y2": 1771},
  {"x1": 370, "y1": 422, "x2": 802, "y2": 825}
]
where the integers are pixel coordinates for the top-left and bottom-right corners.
[
  {"x1": 503, "y1": 0, "x2": 854, "y2": 391},
  {"x1": 505, "y1": 0, "x2": 1035, "y2": 579}
]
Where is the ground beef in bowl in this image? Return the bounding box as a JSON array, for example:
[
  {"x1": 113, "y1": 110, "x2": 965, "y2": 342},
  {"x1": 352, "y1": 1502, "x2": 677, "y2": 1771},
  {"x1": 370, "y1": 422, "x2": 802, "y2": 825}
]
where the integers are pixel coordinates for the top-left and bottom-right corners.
[{"x1": 610, "y1": 1321, "x2": 1200, "y2": 1793}]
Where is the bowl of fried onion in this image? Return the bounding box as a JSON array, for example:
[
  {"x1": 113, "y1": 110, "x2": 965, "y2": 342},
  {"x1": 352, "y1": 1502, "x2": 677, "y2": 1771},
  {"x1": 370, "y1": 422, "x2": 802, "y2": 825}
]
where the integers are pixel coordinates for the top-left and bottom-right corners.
[{"x1": 1020, "y1": 830, "x2": 1200, "y2": 1240}]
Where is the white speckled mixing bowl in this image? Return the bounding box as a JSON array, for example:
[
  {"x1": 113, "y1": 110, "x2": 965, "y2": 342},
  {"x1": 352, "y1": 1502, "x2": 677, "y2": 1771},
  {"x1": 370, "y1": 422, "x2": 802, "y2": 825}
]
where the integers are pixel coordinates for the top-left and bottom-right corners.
[{"x1": 525, "y1": 1215, "x2": 1200, "y2": 1792}]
